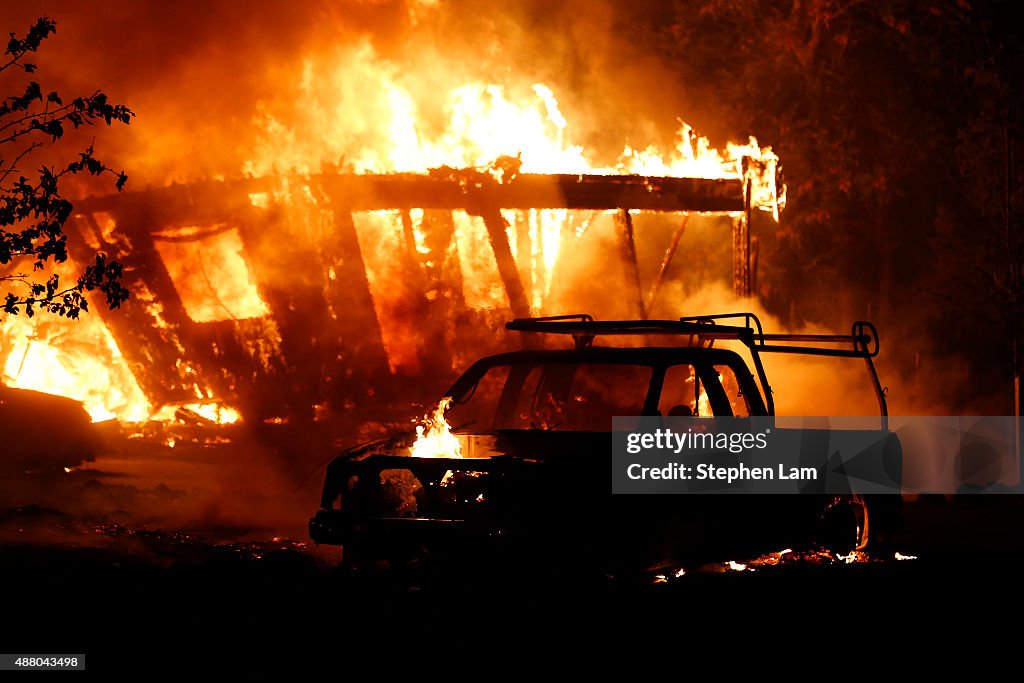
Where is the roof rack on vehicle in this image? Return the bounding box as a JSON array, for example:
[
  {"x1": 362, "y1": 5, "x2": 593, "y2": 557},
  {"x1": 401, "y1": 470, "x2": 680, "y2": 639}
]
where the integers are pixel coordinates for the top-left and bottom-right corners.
[{"x1": 506, "y1": 312, "x2": 887, "y2": 422}]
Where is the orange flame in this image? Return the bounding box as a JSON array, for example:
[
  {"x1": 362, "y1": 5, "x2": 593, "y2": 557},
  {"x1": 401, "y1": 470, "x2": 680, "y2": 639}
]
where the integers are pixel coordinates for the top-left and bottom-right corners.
[
  {"x1": 2, "y1": 309, "x2": 149, "y2": 422},
  {"x1": 152, "y1": 226, "x2": 269, "y2": 323},
  {"x1": 409, "y1": 397, "x2": 462, "y2": 458},
  {"x1": 1, "y1": 262, "x2": 244, "y2": 425},
  {"x1": 244, "y1": 44, "x2": 783, "y2": 209}
]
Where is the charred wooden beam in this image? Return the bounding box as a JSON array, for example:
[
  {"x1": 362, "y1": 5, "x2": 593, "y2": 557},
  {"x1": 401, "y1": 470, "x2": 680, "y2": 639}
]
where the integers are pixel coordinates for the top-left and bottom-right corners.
[
  {"x1": 514, "y1": 212, "x2": 532, "y2": 306},
  {"x1": 325, "y1": 209, "x2": 391, "y2": 382},
  {"x1": 233, "y1": 208, "x2": 336, "y2": 420},
  {"x1": 731, "y1": 215, "x2": 749, "y2": 298},
  {"x1": 397, "y1": 209, "x2": 431, "y2": 367},
  {"x1": 480, "y1": 209, "x2": 531, "y2": 319},
  {"x1": 65, "y1": 207, "x2": 240, "y2": 409},
  {"x1": 74, "y1": 172, "x2": 744, "y2": 224},
  {"x1": 417, "y1": 209, "x2": 463, "y2": 369},
  {"x1": 329, "y1": 172, "x2": 745, "y2": 212},
  {"x1": 614, "y1": 209, "x2": 647, "y2": 320},
  {"x1": 65, "y1": 215, "x2": 193, "y2": 406},
  {"x1": 399, "y1": 210, "x2": 419, "y2": 262},
  {"x1": 732, "y1": 178, "x2": 753, "y2": 298},
  {"x1": 750, "y1": 235, "x2": 760, "y2": 296},
  {"x1": 420, "y1": 209, "x2": 462, "y2": 307},
  {"x1": 110, "y1": 207, "x2": 246, "y2": 411},
  {"x1": 646, "y1": 215, "x2": 690, "y2": 312}
]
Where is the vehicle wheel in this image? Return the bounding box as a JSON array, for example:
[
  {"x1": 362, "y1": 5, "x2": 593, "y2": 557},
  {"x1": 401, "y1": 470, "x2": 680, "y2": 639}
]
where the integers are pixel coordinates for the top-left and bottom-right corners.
[{"x1": 816, "y1": 494, "x2": 870, "y2": 553}]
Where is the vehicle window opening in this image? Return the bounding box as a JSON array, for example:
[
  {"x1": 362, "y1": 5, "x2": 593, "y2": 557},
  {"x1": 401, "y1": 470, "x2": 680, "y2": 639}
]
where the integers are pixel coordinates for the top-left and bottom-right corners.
[{"x1": 714, "y1": 364, "x2": 751, "y2": 417}]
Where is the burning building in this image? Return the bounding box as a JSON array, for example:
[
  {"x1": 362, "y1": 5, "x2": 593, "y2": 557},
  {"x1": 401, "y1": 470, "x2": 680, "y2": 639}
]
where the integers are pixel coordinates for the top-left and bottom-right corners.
[
  {"x1": 2, "y1": 145, "x2": 782, "y2": 429},
  {"x1": 0, "y1": 6, "x2": 783, "y2": 430}
]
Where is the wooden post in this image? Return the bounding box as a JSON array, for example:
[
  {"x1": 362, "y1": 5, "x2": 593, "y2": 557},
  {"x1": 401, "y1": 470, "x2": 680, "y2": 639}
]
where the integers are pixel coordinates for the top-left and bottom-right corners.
[
  {"x1": 646, "y1": 214, "x2": 689, "y2": 312},
  {"x1": 732, "y1": 177, "x2": 753, "y2": 297},
  {"x1": 421, "y1": 210, "x2": 463, "y2": 307},
  {"x1": 479, "y1": 208, "x2": 531, "y2": 319},
  {"x1": 615, "y1": 209, "x2": 647, "y2": 320},
  {"x1": 399, "y1": 209, "x2": 419, "y2": 261},
  {"x1": 325, "y1": 208, "x2": 392, "y2": 379},
  {"x1": 416, "y1": 210, "x2": 462, "y2": 369},
  {"x1": 393, "y1": 209, "x2": 431, "y2": 370},
  {"x1": 235, "y1": 202, "x2": 346, "y2": 421},
  {"x1": 515, "y1": 212, "x2": 532, "y2": 308},
  {"x1": 63, "y1": 212, "x2": 198, "y2": 406},
  {"x1": 750, "y1": 234, "x2": 760, "y2": 296}
]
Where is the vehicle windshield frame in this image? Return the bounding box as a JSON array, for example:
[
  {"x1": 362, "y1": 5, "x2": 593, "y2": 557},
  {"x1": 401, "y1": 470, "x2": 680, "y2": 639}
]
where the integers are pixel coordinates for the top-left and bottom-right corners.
[{"x1": 444, "y1": 347, "x2": 768, "y2": 430}]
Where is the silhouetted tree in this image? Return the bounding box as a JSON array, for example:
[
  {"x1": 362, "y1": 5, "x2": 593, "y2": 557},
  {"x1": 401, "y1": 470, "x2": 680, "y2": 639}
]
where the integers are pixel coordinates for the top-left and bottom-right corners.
[
  {"x1": 920, "y1": 6, "x2": 1024, "y2": 410},
  {"x1": 641, "y1": 0, "x2": 1024, "y2": 409},
  {"x1": 0, "y1": 17, "x2": 132, "y2": 320}
]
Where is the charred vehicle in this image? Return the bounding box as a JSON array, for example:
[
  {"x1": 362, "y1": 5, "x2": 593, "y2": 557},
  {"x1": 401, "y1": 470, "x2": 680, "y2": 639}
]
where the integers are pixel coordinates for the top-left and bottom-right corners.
[{"x1": 310, "y1": 313, "x2": 901, "y2": 575}]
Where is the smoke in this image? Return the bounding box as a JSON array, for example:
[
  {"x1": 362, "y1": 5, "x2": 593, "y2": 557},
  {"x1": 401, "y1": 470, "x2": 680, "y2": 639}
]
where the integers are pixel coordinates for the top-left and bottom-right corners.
[
  {"x1": 0, "y1": 432, "x2": 326, "y2": 550},
  {"x1": 651, "y1": 279, "x2": 972, "y2": 416},
  {"x1": 4, "y1": 1, "x2": 332, "y2": 184},
  {"x1": 539, "y1": 207, "x2": 978, "y2": 417},
  {"x1": 4, "y1": 0, "x2": 711, "y2": 186}
]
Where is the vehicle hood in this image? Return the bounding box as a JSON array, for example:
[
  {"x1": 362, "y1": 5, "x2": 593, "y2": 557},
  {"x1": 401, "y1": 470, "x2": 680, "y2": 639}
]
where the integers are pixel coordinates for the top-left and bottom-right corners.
[{"x1": 330, "y1": 429, "x2": 610, "y2": 464}]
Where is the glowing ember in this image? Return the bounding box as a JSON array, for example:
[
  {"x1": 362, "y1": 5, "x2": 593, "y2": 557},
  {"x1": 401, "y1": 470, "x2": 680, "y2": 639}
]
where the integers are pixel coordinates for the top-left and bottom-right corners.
[
  {"x1": 409, "y1": 397, "x2": 462, "y2": 459},
  {"x1": 748, "y1": 548, "x2": 793, "y2": 567},
  {"x1": 726, "y1": 560, "x2": 749, "y2": 572},
  {"x1": 149, "y1": 402, "x2": 242, "y2": 425},
  {"x1": 894, "y1": 552, "x2": 918, "y2": 561},
  {"x1": 836, "y1": 550, "x2": 870, "y2": 564}
]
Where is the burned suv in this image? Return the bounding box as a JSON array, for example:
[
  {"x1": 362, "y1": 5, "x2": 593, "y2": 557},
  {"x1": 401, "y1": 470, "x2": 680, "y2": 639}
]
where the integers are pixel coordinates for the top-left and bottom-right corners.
[{"x1": 310, "y1": 313, "x2": 900, "y2": 575}]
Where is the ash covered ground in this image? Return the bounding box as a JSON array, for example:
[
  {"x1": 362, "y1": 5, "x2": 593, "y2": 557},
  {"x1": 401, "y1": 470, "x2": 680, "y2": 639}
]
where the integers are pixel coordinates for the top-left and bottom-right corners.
[{"x1": 2, "y1": 417, "x2": 1024, "y2": 671}]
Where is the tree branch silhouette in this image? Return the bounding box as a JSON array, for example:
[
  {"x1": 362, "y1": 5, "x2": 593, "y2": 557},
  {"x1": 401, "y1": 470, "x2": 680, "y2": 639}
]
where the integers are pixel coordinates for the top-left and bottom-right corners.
[{"x1": 0, "y1": 16, "x2": 133, "y2": 320}]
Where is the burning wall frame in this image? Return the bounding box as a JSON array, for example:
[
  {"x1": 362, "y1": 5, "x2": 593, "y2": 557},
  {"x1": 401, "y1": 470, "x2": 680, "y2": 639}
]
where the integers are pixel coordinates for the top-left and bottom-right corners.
[{"x1": 66, "y1": 170, "x2": 754, "y2": 423}]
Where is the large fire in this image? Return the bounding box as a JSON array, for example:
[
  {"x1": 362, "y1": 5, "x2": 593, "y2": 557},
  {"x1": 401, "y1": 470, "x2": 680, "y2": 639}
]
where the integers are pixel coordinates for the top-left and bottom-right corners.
[
  {"x1": 0, "y1": 308, "x2": 243, "y2": 424},
  {"x1": 241, "y1": 42, "x2": 782, "y2": 192},
  {"x1": 0, "y1": 33, "x2": 782, "y2": 426},
  {"x1": 1, "y1": 312, "x2": 149, "y2": 422}
]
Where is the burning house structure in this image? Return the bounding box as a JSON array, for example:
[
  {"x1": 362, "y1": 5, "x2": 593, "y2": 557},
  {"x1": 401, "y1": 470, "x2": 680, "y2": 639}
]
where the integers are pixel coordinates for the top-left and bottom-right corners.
[{"x1": 0, "y1": 79, "x2": 783, "y2": 430}]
